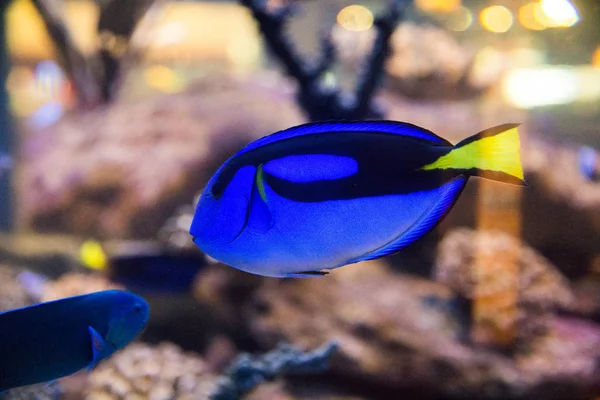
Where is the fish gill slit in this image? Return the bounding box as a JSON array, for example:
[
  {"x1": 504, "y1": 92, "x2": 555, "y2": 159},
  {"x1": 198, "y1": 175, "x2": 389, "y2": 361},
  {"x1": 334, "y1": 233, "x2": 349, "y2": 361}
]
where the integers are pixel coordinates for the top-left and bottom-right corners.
[{"x1": 228, "y1": 165, "x2": 264, "y2": 244}]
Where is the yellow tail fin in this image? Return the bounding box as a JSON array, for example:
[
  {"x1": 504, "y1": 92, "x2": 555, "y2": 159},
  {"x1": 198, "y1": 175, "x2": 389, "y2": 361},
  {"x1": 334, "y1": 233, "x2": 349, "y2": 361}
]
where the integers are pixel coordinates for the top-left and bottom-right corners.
[{"x1": 421, "y1": 124, "x2": 525, "y2": 185}]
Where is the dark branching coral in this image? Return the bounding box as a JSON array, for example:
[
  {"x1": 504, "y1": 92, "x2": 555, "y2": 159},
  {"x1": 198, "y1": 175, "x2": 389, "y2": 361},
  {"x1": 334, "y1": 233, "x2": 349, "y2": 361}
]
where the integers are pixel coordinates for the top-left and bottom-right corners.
[
  {"x1": 211, "y1": 341, "x2": 339, "y2": 400},
  {"x1": 239, "y1": 0, "x2": 407, "y2": 121},
  {"x1": 30, "y1": 0, "x2": 103, "y2": 107},
  {"x1": 29, "y1": 0, "x2": 165, "y2": 107}
]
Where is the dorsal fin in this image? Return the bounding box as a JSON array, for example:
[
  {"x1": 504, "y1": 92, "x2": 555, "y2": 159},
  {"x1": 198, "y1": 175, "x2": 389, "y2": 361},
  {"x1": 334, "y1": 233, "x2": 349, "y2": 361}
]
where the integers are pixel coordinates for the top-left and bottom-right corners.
[
  {"x1": 238, "y1": 120, "x2": 450, "y2": 156},
  {"x1": 347, "y1": 176, "x2": 467, "y2": 264}
]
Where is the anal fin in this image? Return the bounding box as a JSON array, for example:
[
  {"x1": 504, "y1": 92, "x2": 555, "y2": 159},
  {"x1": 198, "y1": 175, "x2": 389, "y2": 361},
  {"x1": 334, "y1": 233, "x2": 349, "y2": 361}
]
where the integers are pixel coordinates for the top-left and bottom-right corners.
[{"x1": 281, "y1": 270, "x2": 329, "y2": 278}]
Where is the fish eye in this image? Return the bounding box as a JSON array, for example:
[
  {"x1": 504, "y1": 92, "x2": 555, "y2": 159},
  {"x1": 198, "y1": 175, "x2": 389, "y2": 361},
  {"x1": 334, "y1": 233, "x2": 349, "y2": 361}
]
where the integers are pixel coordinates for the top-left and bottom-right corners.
[{"x1": 133, "y1": 303, "x2": 143, "y2": 313}]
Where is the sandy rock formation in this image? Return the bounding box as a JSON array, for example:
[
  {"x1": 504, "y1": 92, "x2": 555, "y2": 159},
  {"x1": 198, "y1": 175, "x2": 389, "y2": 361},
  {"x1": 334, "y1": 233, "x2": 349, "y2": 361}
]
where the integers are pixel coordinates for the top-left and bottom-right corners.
[
  {"x1": 435, "y1": 229, "x2": 575, "y2": 313},
  {"x1": 0, "y1": 265, "x2": 34, "y2": 312},
  {"x1": 521, "y1": 136, "x2": 600, "y2": 267},
  {"x1": 387, "y1": 22, "x2": 503, "y2": 100},
  {"x1": 85, "y1": 342, "x2": 216, "y2": 400},
  {"x1": 19, "y1": 72, "x2": 304, "y2": 239},
  {"x1": 246, "y1": 261, "x2": 600, "y2": 399},
  {"x1": 41, "y1": 272, "x2": 123, "y2": 302}
]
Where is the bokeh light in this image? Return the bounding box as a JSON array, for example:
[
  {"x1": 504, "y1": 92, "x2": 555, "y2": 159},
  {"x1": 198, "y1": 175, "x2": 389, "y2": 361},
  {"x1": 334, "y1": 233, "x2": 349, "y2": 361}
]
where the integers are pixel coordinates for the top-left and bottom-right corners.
[
  {"x1": 509, "y1": 47, "x2": 546, "y2": 67},
  {"x1": 593, "y1": 47, "x2": 600, "y2": 68},
  {"x1": 539, "y1": 0, "x2": 579, "y2": 27},
  {"x1": 577, "y1": 67, "x2": 600, "y2": 102},
  {"x1": 226, "y1": 35, "x2": 261, "y2": 68},
  {"x1": 336, "y1": 5, "x2": 374, "y2": 32},
  {"x1": 143, "y1": 65, "x2": 185, "y2": 94},
  {"x1": 480, "y1": 6, "x2": 513, "y2": 33},
  {"x1": 415, "y1": 0, "x2": 461, "y2": 13},
  {"x1": 5, "y1": 66, "x2": 34, "y2": 93},
  {"x1": 34, "y1": 60, "x2": 65, "y2": 99},
  {"x1": 518, "y1": 2, "x2": 546, "y2": 31},
  {"x1": 444, "y1": 6, "x2": 473, "y2": 32},
  {"x1": 503, "y1": 67, "x2": 579, "y2": 108}
]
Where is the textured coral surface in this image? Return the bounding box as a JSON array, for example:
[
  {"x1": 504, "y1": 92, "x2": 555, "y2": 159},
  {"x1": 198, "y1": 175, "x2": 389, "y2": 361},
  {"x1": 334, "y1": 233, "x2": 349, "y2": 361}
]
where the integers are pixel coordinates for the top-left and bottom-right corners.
[
  {"x1": 246, "y1": 259, "x2": 600, "y2": 399},
  {"x1": 85, "y1": 342, "x2": 216, "y2": 400}
]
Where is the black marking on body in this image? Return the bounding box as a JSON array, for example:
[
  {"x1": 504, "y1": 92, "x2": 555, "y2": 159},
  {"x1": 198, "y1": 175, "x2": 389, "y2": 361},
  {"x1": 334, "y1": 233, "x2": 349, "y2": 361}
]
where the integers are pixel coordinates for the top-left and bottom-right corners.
[
  {"x1": 211, "y1": 131, "x2": 454, "y2": 202},
  {"x1": 294, "y1": 270, "x2": 329, "y2": 276},
  {"x1": 455, "y1": 123, "x2": 520, "y2": 147}
]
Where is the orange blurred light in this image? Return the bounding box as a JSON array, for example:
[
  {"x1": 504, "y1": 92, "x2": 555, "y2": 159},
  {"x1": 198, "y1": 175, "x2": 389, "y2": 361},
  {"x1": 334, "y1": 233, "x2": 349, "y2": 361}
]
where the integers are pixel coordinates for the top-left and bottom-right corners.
[
  {"x1": 593, "y1": 47, "x2": 600, "y2": 68},
  {"x1": 480, "y1": 6, "x2": 513, "y2": 33},
  {"x1": 143, "y1": 65, "x2": 184, "y2": 94},
  {"x1": 7, "y1": 0, "x2": 261, "y2": 67},
  {"x1": 416, "y1": 0, "x2": 461, "y2": 13},
  {"x1": 337, "y1": 5, "x2": 374, "y2": 32},
  {"x1": 518, "y1": 2, "x2": 546, "y2": 31}
]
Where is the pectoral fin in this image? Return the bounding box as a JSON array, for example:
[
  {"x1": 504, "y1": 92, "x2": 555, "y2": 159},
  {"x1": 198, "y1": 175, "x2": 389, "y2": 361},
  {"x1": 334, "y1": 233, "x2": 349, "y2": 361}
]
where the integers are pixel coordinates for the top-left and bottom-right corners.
[
  {"x1": 247, "y1": 164, "x2": 273, "y2": 233},
  {"x1": 88, "y1": 326, "x2": 110, "y2": 370}
]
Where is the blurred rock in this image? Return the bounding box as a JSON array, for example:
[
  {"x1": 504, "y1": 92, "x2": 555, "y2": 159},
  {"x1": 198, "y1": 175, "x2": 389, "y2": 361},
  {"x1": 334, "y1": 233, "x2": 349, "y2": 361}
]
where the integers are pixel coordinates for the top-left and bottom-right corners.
[
  {"x1": 204, "y1": 335, "x2": 238, "y2": 373},
  {"x1": 248, "y1": 261, "x2": 467, "y2": 393},
  {"x1": 158, "y1": 200, "x2": 198, "y2": 252},
  {"x1": 435, "y1": 228, "x2": 575, "y2": 331},
  {"x1": 192, "y1": 264, "x2": 263, "y2": 329},
  {"x1": 85, "y1": 342, "x2": 216, "y2": 400},
  {"x1": 246, "y1": 380, "x2": 368, "y2": 400},
  {"x1": 517, "y1": 317, "x2": 600, "y2": 380},
  {"x1": 42, "y1": 272, "x2": 123, "y2": 302},
  {"x1": 2, "y1": 382, "x2": 62, "y2": 400},
  {"x1": 520, "y1": 136, "x2": 600, "y2": 272},
  {"x1": 20, "y1": 72, "x2": 304, "y2": 239},
  {"x1": 0, "y1": 265, "x2": 34, "y2": 312},
  {"x1": 572, "y1": 273, "x2": 600, "y2": 323},
  {"x1": 247, "y1": 261, "x2": 600, "y2": 399},
  {"x1": 387, "y1": 23, "x2": 503, "y2": 100}
]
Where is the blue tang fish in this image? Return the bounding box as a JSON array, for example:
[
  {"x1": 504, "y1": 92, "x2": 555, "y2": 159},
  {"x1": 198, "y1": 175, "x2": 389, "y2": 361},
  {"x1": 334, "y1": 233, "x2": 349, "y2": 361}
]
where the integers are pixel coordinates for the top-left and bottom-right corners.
[
  {"x1": 0, "y1": 290, "x2": 149, "y2": 392},
  {"x1": 190, "y1": 121, "x2": 524, "y2": 277}
]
